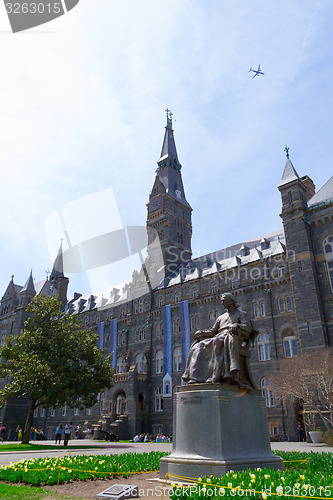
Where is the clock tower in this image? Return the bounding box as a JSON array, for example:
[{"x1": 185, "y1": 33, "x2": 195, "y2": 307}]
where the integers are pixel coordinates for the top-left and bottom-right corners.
[{"x1": 147, "y1": 110, "x2": 192, "y2": 278}]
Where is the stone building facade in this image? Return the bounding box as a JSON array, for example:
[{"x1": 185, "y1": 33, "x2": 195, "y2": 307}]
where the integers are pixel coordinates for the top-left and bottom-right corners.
[{"x1": 1, "y1": 113, "x2": 333, "y2": 441}]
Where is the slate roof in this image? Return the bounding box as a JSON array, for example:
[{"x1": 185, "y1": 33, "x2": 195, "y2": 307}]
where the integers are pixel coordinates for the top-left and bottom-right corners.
[
  {"x1": 64, "y1": 229, "x2": 285, "y2": 314},
  {"x1": 278, "y1": 158, "x2": 300, "y2": 187},
  {"x1": 308, "y1": 176, "x2": 333, "y2": 208}
]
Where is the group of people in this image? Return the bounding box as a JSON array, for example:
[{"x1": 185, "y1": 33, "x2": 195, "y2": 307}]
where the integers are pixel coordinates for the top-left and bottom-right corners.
[
  {"x1": 55, "y1": 423, "x2": 93, "y2": 445},
  {"x1": 132, "y1": 433, "x2": 171, "y2": 443},
  {"x1": 30, "y1": 427, "x2": 46, "y2": 441}
]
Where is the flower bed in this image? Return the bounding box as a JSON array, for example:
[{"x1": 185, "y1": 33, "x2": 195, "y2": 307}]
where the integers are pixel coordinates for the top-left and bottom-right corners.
[
  {"x1": 168, "y1": 451, "x2": 333, "y2": 499},
  {"x1": 0, "y1": 451, "x2": 168, "y2": 486}
]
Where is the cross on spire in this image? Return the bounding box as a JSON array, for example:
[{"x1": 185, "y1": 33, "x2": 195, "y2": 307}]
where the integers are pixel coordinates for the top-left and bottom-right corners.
[
  {"x1": 165, "y1": 108, "x2": 173, "y2": 122},
  {"x1": 284, "y1": 145, "x2": 290, "y2": 159}
]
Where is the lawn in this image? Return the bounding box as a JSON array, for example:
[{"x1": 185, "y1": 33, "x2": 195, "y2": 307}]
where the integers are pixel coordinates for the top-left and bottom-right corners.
[{"x1": 0, "y1": 443, "x2": 103, "y2": 452}]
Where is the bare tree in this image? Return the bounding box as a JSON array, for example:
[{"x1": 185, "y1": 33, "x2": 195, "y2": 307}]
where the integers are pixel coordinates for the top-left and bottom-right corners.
[{"x1": 270, "y1": 348, "x2": 333, "y2": 431}]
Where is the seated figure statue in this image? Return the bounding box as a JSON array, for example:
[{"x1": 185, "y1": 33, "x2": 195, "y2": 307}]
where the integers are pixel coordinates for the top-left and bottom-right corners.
[{"x1": 182, "y1": 293, "x2": 257, "y2": 388}]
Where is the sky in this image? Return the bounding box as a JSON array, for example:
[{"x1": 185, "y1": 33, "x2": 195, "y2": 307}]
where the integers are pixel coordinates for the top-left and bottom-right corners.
[{"x1": 0, "y1": 0, "x2": 332, "y2": 300}]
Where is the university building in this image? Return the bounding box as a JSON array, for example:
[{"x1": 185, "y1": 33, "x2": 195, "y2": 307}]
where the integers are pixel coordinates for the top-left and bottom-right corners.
[{"x1": 1, "y1": 113, "x2": 332, "y2": 441}]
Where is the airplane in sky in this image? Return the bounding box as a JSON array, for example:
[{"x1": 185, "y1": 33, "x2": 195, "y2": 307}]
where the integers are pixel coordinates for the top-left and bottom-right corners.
[{"x1": 249, "y1": 65, "x2": 264, "y2": 78}]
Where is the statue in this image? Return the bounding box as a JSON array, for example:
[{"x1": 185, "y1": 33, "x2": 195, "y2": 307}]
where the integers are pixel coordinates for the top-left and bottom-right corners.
[{"x1": 182, "y1": 293, "x2": 258, "y2": 388}]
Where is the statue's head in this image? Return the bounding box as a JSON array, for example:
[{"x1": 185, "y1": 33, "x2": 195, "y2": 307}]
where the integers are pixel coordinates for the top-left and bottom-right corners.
[{"x1": 221, "y1": 293, "x2": 238, "y2": 308}]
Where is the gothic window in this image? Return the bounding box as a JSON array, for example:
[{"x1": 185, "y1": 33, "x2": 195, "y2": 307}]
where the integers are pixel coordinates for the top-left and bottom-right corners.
[
  {"x1": 121, "y1": 307, "x2": 126, "y2": 317},
  {"x1": 283, "y1": 330, "x2": 298, "y2": 357},
  {"x1": 74, "y1": 407, "x2": 79, "y2": 416},
  {"x1": 192, "y1": 288, "x2": 198, "y2": 299},
  {"x1": 117, "y1": 333, "x2": 121, "y2": 346},
  {"x1": 278, "y1": 298, "x2": 285, "y2": 313},
  {"x1": 257, "y1": 333, "x2": 270, "y2": 361},
  {"x1": 158, "y1": 297, "x2": 164, "y2": 308},
  {"x1": 50, "y1": 408, "x2": 55, "y2": 417},
  {"x1": 277, "y1": 264, "x2": 285, "y2": 277},
  {"x1": 34, "y1": 408, "x2": 38, "y2": 417},
  {"x1": 134, "y1": 329, "x2": 138, "y2": 342},
  {"x1": 156, "y1": 350, "x2": 163, "y2": 374},
  {"x1": 134, "y1": 302, "x2": 138, "y2": 314},
  {"x1": 323, "y1": 236, "x2": 333, "y2": 292},
  {"x1": 86, "y1": 408, "x2": 92, "y2": 415},
  {"x1": 175, "y1": 292, "x2": 181, "y2": 304},
  {"x1": 259, "y1": 301, "x2": 266, "y2": 317},
  {"x1": 253, "y1": 303, "x2": 259, "y2": 318},
  {"x1": 62, "y1": 406, "x2": 67, "y2": 417},
  {"x1": 135, "y1": 353, "x2": 146, "y2": 373},
  {"x1": 138, "y1": 299, "x2": 144, "y2": 313},
  {"x1": 195, "y1": 315, "x2": 200, "y2": 330},
  {"x1": 116, "y1": 356, "x2": 124, "y2": 374},
  {"x1": 261, "y1": 377, "x2": 274, "y2": 407},
  {"x1": 286, "y1": 296, "x2": 292, "y2": 312},
  {"x1": 211, "y1": 282, "x2": 218, "y2": 294},
  {"x1": 155, "y1": 387, "x2": 163, "y2": 412},
  {"x1": 173, "y1": 346, "x2": 181, "y2": 371}
]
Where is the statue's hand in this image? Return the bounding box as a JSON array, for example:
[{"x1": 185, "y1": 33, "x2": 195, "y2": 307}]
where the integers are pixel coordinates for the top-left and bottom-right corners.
[{"x1": 194, "y1": 330, "x2": 203, "y2": 341}]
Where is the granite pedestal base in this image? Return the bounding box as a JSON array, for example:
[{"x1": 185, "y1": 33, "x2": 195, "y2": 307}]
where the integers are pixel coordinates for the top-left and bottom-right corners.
[{"x1": 160, "y1": 384, "x2": 284, "y2": 479}]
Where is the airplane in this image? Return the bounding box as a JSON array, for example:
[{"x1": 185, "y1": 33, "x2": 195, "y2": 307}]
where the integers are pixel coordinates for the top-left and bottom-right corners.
[{"x1": 249, "y1": 65, "x2": 264, "y2": 78}]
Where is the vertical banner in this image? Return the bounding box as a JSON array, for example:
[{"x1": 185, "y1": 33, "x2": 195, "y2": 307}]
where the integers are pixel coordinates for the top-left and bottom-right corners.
[
  {"x1": 179, "y1": 300, "x2": 191, "y2": 378},
  {"x1": 110, "y1": 318, "x2": 117, "y2": 370},
  {"x1": 162, "y1": 305, "x2": 172, "y2": 397},
  {"x1": 97, "y1": 322, "x2": 104, "y2": 350}
]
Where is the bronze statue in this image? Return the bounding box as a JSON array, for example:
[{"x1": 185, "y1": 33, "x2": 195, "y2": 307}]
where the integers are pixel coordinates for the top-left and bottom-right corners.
[{"x1": 182, "y1": 293, "x2": 258, "y2": 388}]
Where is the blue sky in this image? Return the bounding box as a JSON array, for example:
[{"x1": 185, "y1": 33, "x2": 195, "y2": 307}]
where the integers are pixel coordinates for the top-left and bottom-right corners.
[{"x1": 0, "y1": 0, "x2": 332, "y2": 299}]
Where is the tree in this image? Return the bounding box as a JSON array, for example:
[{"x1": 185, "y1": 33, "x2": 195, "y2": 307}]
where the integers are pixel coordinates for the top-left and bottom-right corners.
[
  {"x1": 0, "y1": 294, "x2": 114, "y2": 443},
  {"x1": 270, "y1": 349, "x2": 333, "y2": 432}
]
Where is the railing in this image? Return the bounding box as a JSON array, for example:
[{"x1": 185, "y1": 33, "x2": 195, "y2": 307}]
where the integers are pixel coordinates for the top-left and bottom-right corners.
[{"x1": 113, "y1": 372, "x2": 129, "y2": 383}]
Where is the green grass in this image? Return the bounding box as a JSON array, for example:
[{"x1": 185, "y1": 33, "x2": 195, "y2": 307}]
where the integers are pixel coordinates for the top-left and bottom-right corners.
[
  {"x1": 0, "y1": 443, "x2": 103, "y2": 452},
  {"x1": 0, "y1": 482, "x2": 61, "y2": 500}
]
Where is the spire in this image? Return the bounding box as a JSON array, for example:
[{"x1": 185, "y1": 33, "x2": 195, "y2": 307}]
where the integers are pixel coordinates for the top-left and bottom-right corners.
[
  {"x1": 278, "y1": 147, "x2": 300, "y2": 187},
  {"x1": 20, "y1": 270, "x2": 35, "y2": 294},
  {"x1": 157, "y1": 108, "x2": 182, "y2": 172},
  {"x1": 50, "y1": 241, "x2": 64, "y2": 281}
]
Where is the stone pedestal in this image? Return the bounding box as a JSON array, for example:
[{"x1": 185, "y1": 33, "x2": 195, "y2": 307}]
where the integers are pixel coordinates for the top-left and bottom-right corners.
[{"x1": 160, "y1": 384, "x2": 284, "y2": 479}]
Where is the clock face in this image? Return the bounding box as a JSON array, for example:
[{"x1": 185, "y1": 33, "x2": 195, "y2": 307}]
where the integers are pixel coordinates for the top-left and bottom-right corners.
[{"x1": 150, "y1": 195, "x2": 162, "y2": 213}]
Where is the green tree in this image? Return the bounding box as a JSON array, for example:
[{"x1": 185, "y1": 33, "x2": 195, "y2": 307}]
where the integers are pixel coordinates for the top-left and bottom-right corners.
[{"x1": 0, "y1": 294, "x2": 113, "y2": 443}]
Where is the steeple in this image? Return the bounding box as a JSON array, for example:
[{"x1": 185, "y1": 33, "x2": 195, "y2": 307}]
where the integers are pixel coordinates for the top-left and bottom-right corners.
[
  {"x1": 147, "y1": 111, "x2": 192, "y2": 277},
  {"x1": 50, "y1": 242, "x2": 69, "y2": 305},
  {"x1": 19, "y1": 270, "x2": 36, "y2": 307},
  {"x1": 157, "y1": 109, "x2": 182, "y2": 173},
  {"x1": 20, "y1": 270, "x2": 35, "y2": 294}
]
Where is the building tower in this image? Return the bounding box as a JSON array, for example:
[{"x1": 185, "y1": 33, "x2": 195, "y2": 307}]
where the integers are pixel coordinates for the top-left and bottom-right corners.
[
  {"x1": 278, "y1": 149, "x2": 328, "y2": 349},
  {"x1": 147, "y1": 110, "x2": 192, "y2": 277},
  {"x1": 49, "y1": 242, "x2": 69, "y2": 305}
]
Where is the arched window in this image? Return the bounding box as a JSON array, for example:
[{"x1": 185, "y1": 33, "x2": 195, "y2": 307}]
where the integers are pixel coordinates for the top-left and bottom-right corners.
[
  {"x1": 173, "y1": 346, "x2": 181, "y2": 372},
  {"x1": 253, "y1": 303, "x2": 259, "y2": 318},
  {"x1": 135, "y1": 353, "x2": 146, "y2": 373},
  {"x1": 261, "y1": 377, "x2": 274, "y2": 407},
  {"x1": 277, "y1": 264, "x2": 285, "y2": 277},
  {"x1": 286, "y1": 296, "x2": 292, "y2": 312},
  {"x1": 323, "y1": 236, "x2": 333, "y2": 292},
  {"x1": 138, "y1": 299, "x2": 144, "y2": 313},
  {"x1": 283, "y1": 329, "x2": 298, "y2": 357},
  {"x1": 116, "y1": 393, "x2": 126, "y2": 414},
  {"x1": 117, "y1": 333, "x2": 121, "y2": 346},
  {"x1": 257, "y1": 333, "x2": 270, "y2": 361},
  {"x1": 192, "y1": 288, "x2": 198, "y2": 299},
  {"x1": 175, "y1": 292, "x2": 181, "y2": 304},
  {"x1": 278, "y1": 298, "x2": 285, "y2": 313},
  {"x1": 259, "y1": 301, "x2": 266, "y2": 317},
  {"x1": 155, "y1": 387, "x2": 163, "y2": 412},
  {"x1": 211, "y1": 282, "x2": 218, "y2": 294},
  {"x1": 156, "y1": 350, "x2": 163, "y2": 374},
  {"x1": 116, "y1": 356, "x2": 124, "y2": 374}
]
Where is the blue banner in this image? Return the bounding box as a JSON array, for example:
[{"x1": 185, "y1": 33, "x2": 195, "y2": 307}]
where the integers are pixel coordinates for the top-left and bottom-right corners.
[
  {"x1": 97, "y1": 322, "x2": 104, "y2": 350},
  {"x1": 111, "y1": 318, "x2": 117, "y2": 370},
  {"x1": 179, "y1": 300, "x2": 191, "y2": 375}
]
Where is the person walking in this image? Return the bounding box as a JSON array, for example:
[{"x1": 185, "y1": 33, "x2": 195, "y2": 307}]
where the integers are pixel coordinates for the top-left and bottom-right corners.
[
  {"x1": 0, "y1": 424, "x2": 6, "y2": 443},
  {"x1": 55, "y1": 424, "x2": 63, "y2": 444},
  {"x1": 63, "y1": 422, "x2": 72, "y2": 447}
]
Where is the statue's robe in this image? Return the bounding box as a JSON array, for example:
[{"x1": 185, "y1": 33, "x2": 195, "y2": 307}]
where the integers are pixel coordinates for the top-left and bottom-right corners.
[{"x1": 182, "y1": 308, "x2": 253, "y2": 384}]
